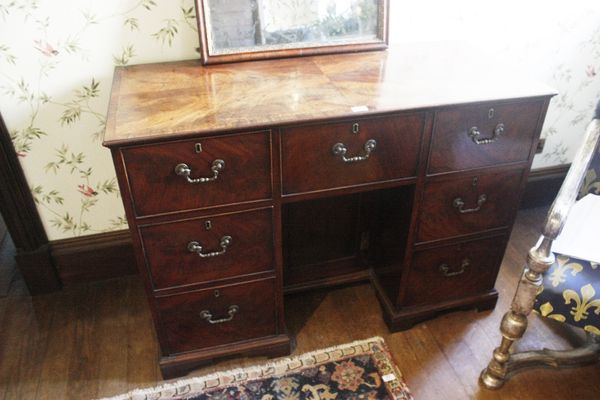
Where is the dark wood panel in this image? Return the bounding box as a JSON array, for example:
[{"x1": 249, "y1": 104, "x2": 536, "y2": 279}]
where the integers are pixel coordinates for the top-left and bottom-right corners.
[
  {"x1": 155, "y1": 278, "x2": 277, "y2": 354},
  {"x1": 0, "y1": 214, "x2": 6, "y2": 245},
  {"x1": 417, "y1": 170, "x2": 524, "y2": 243},
  {"x1": 50, "y1": 230, "x2": 137, "y2": 285},
  {"x1": 122, "y1": 131, "x2": 272, "y2": 217},
  {"x1": 520, "y1": 164, "x2": 570, "y2": 208},
  {"x1": 12, "y1": 245, "x2": 60, "y2": 295},
  {"x1": 282, "y1": 187, "x2": 413, "y2": 289},
  {"x1": 283, "y1": 194, "x2": 362, "y2": 271},
  {"x1": 139, "y1": 208, "x2": 274, "y2": 291},
  {"x1": 428, "y1": 101, "x2": 543, "y2": 174},
  {"x1": 281, "y1": 114, "x2": 424, "y2": 194},
  {"x1": 0, "y1": 113, "x2": 60, "y2": 294},
  {"x1": 368, "y1": 185, "x2": 415, "y2": 303},
  {"x1": 403, "y1": 235, "x2": 507, "y2": 306}
]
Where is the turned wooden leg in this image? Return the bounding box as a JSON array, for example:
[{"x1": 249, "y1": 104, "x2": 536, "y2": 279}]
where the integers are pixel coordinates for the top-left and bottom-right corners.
[
  {"x1": 480, "y1": 237, "x2": 555, "y2": 389},
  {"x1": 481, "y1": 118, "x2": 600, "y2": 389}
]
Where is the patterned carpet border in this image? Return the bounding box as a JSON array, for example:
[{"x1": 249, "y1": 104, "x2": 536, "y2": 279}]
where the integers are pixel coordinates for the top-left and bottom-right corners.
[{"x1": 101, "y1": 336, "x2": 412, "y2": 400}]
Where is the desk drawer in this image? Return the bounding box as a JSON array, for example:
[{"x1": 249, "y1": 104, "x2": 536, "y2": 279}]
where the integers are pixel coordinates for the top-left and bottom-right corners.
[
  {"x1": 417, "y1": 170, "x2": 523, "y2": 243},
  {"x1": 404, "y1": 236, "x2": 506, "y2": 306},
  {"x1": 281, "y1": 114, "x2": 423, "y2": 195},
  {"x1": 428, "y1": 101, "x2": 542, "y2": 174},
  {"x1": 156, "y1": 278, "x2": 277, "y2": 354},
  {"x1": 122, "y1": 131, "x2": 272, "y2": 216},
  {"x1": 140, "y1": 208, "x2": 274, "y2": 290}
]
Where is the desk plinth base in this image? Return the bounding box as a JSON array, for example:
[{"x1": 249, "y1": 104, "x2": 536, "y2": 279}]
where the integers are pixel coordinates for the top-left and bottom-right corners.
[
  {"x1": 159, "y1": 334, "x2": 292, "y2": 379},
  {"x1": 371, "y1": 273, "x2": 498, "y2": 331}
]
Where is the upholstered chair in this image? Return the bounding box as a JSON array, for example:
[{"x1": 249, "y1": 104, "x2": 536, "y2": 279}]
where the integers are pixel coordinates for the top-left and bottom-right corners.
[{"x1": 480, "y1": 102, "x2": 600, "y2": 389}]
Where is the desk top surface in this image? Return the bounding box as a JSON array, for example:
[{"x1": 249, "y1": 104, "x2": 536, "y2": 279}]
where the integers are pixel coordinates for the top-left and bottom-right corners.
[{"x1": 103, "y1": 42, "x2": 556, "y2": 146}]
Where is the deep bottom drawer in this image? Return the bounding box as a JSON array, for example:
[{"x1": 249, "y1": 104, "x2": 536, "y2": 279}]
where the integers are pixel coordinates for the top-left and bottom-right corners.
[
  {"x1": 403, "y1": 236, "x2": 507, "y2": 306},
  {"x1": 156, "y1": 278, "x2": 277, "y2": 355}
]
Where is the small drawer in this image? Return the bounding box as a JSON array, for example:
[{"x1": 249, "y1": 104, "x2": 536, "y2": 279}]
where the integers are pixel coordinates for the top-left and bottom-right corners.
[
  {"x1": 428, "y1": 101, "x2": 542, "y2": 174},
  {"x1": 122, "y1": 131, "x2": 272, "y2": 216},
  {"x1": 281, "y1": 114, "x2": 424, "y2": 195},
  {"x1": 139, "y1": 208, "x2": 274, "y2": 290},
  {"x1": 156, "y1": 278, "x2": 277, "y2": 354},
  {"x1": 417, "y1": 170, "x2": 523, "y2": 243},
  {"x1": 403, "y1": 236, "x2": 506, "y2": 306}
]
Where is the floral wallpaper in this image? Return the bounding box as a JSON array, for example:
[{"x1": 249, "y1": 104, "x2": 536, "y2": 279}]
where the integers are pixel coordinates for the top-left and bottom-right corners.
[
  {"x1": 0, "y1": 0, "x2": 199, "y2": 239},
  {"x1": 0, "y1": 0, "x2": 599, "y2": 240}
]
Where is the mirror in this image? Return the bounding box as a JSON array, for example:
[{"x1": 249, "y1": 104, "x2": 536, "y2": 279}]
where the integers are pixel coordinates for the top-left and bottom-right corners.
[{"x1": 196, "y1": 0, "x2": 389, "y2": 64}]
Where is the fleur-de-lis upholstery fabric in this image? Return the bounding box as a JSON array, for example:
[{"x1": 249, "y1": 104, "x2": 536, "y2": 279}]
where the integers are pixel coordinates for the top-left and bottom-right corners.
[
  {"x1": 534, "y1": 255, "x2": 600, "y2": 335},
  {"x1": 534, "y1": 104, "x2": 600, "y2": 334}
]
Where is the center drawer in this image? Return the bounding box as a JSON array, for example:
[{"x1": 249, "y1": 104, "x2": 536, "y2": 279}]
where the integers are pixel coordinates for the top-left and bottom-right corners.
[
  {"x1": 156, "y1": 278, "x2": 278, "y2": 355},
  {"x1": 121, "y1": 131, "x2": 272, "y2": 217},
  {"x1": 280, "y1": 114, "x2": 424, "y2": 195},
  {"x1": 139, "y1": 208, "x2": 274, "y2": 290}
]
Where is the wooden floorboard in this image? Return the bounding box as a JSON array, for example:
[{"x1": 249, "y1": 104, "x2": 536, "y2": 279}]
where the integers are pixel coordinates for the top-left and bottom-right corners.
[{"x1": 1, "y1": 207, "x2": 600, "y2": 399}]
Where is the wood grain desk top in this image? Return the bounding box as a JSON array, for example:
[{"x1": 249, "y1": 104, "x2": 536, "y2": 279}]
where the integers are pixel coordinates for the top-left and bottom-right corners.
[{"x1": 104, "y1": 42, "x2": 556, "y2": 146}]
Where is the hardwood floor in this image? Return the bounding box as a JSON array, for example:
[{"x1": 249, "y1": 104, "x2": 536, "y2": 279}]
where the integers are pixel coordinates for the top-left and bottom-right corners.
[{"x1": 1, "y1": 207, "x2": 599, "y2": 399}]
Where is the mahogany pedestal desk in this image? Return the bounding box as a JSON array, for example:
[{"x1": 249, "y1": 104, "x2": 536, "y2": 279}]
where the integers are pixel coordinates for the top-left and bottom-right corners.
[{"x1": 103, "y1": 43, "x2": 556, "y2": 378}]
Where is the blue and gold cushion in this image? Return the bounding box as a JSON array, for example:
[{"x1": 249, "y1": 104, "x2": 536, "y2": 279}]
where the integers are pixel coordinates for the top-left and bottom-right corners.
[
  {"x1": 534, "y1": 255, "x2": 600, "y2": 334},
  {"x1": 534, "y1": 140, "x2": 600, "y2": 332}
]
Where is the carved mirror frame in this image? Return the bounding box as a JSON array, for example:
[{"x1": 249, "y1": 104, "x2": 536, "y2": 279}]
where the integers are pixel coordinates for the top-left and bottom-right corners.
[{"x1": 195, "y1": 0, "x2": 389, "y2": 65}]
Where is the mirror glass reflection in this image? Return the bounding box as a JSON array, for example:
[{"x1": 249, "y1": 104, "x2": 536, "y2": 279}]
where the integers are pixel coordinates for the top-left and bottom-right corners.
[{"x1": 204, "y1": 0, "x2": 383, "y2": 55}]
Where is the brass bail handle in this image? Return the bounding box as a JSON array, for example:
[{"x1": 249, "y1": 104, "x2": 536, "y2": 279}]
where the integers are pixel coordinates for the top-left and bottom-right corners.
[
  {"x1": 187, "y1": 236, "x2": 232, "y2": 258},
  {"x1": 439, "y1": 258, "x2": 470, "y2": 277},
  {"x1": 453, "y1": 194, "x2": 487, "y2": 214},
  {"x1": 332, "y1": 139, "x2": 377, "y2": 163},
  {"x1": 469, "y1": 123, "x2": 505, "y2": 145},
  {"x1": 175, "y1": 159, "x2": 225, "y2": 183},
  {"x1": 199, "y1": 305, "x2": 239, "y2": 324}
]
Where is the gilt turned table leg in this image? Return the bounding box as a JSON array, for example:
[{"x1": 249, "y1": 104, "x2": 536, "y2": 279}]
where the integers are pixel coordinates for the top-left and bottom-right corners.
[
  {"x1": 480, "y1": 237, "x2": 555, "y2": 389},
  {"x1": 481, "y1": 119, "x2": 600, "y2": 389}
]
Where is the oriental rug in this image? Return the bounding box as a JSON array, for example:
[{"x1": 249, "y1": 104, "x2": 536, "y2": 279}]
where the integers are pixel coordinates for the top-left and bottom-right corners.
[{"x1": 103, "y1": 336, "x2": 412, "y2": 400}]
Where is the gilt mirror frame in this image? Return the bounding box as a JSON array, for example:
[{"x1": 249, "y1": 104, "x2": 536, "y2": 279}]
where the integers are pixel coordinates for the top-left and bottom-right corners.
[{"x1": 195, "y1": 0, "x2": 389, "y2": 65}]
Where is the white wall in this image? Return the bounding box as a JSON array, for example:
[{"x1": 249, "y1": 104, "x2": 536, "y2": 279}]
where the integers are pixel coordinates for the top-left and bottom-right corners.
[{"x1": 389, "y1": 0, "x2": 600, "y2": 167}]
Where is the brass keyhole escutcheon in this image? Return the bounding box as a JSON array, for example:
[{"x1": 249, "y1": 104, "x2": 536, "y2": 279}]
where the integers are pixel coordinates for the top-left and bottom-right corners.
[
  {"x1": 488, "y1": 108, "x2": 494, "y2": 119},
  {"x1": 195, "y1": 143, "x2": 203, "y2": 153},
  {"x1": 352, "y1": 123, "x2": 360, "y2": 134},
  {"x1": 214, "y1": 289, "x2": 220, "y2": 298},
  {"x1": 472, "y1": 177, "x2": 479, "y2": 187},
  {"x1": 205, "y1": 220, "x2": 212, "y2": 230}
]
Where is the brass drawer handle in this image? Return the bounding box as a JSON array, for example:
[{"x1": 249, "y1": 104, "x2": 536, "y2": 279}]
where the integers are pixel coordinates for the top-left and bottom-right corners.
[
  {"x1": 200, "y1": 305, "x2": 239, "y2": 324},
  {"x1": 469, "y1": 123, "x2": 504, "y2": 145},
  {"x1": 187, "y1": 236, "x2": 232, "y2": 258},
  {"x1": 332, "y1": 139, "x2": 377, "y2": 163},
  {"x1": 439, "y1": 258, "x2": 470, "y2": 277},
  {"x1": 174, "y1": 159, "x2": 225, "y2": 183},
  {"x1": 453, "y1": 194, "x2": 487, "y2": 214}
]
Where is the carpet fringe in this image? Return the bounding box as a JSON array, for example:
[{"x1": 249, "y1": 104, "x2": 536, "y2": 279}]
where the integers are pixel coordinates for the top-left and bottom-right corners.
[{"x1": 99, "y1": 336, "x2": 385, "y2": 400}]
